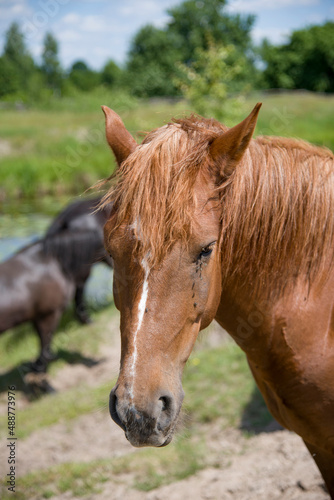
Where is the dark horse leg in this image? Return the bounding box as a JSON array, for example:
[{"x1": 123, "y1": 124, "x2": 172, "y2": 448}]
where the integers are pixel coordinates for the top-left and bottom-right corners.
[
  {"x1": 31, "y1": 310, "x2": 62, "y2": 373},
  {"x1": 75, "y1": 282, "x2": 92, "y2": 324},
  {"x1": 304, "y1": 440, "x2": 334, "y2": 498}
]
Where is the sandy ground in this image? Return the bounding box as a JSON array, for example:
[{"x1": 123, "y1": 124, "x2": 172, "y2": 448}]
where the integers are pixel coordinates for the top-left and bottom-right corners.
[{"x1": 1, "y1": 317, "x2": 329, "y2": 499}]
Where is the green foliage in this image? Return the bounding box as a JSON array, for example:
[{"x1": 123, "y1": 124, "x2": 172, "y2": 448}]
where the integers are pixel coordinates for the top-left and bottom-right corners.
[
  {"x1": 261, "y1": 22, "x2": 334, "y2": 92},
  {"x1": 167, "y1": 0, "x2": 255, "y2": 62},
  {"x1": 100, "y1": 59, "x2": 122, "y2": 88},
  {"x1": 0, "y1": 56, "x2": 21, "y2": 97},
  {"x1": 68, "y1": 60, "x2": 100, "y2": 92},
  {"x1": 41, "y1": 32, "x2": 63, "y2": 94},
  {"x1": 125, "y1": 25, "x2": 182, "y2": 97},
  {"x1": 176, "y1": 40, "x2": 247, "y2": 121},
  {"x1": 3, "y1": 22, "x2": 35, "y2": 73},
  {"x1": 126, "y1": 0, "x2": 256, "y2": 97},
  {"x1": 0, "y1": 22, "x2": 35, "y2": 97}
]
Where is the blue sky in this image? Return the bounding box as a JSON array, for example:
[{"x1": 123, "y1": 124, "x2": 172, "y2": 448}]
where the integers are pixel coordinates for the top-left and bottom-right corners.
[{"x1": 0, "y1": 0, "x2": 333, "y2": 70}]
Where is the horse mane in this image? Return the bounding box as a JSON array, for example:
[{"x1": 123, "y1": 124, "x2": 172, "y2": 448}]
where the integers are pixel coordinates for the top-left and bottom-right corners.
[
  {"x1": 219, "y1": 136, "x2": 334, "y2": 293},
  {"x1": 43, "y1": 230, "x2": 105, "y2": 277},
  {"x1": 101, "y1": 114, "x2": 334, "y2": 295}
]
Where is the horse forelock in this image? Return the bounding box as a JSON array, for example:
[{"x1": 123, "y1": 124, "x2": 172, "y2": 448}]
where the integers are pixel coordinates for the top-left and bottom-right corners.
[{"x1": 101, "y1": 116, "x2": 225, "y2": 267}]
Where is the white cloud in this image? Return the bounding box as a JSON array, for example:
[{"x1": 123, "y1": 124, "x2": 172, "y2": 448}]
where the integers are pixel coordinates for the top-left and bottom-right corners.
[
  {"x1": 119, "y1": 1, "x2": 162, "y2": 16},
  {"x1": 11, "y1": 3, "x2": 28, "y2": 14},
  {"x1": 228, "y1": 0, "x2": 319, "y2": 12},
  {"x1": 62, "y1": 12, "x2": 80, "y2": 24},
  {"x1": 0, "y1": 0, "x2": 31, "y2": 20},
  {"x1": 80, "y1": 14, "x2": 109, "y2": 32},
  {"x1": 57, "y1": 28, "x2": 80, "y2": 42},
  {"x1": 119, "y1": 0, "x2": 179, "y2": 18},
  {"x1": 60, "y1": 13, "x2": 113, "y2": 33},
  {"x1": 119, "y1": 6, "x2": 137, "y2": 16}
]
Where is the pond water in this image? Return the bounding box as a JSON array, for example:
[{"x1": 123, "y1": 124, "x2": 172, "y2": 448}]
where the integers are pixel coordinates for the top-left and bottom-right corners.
[{"x1": 0, "y1": 201, "x2": 113, "y2": 307}]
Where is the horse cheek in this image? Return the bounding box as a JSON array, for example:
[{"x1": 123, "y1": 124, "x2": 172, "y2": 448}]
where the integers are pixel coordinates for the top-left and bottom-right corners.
[{"x1": 200, "y1": 260, "x2": 222, "y2": 330}]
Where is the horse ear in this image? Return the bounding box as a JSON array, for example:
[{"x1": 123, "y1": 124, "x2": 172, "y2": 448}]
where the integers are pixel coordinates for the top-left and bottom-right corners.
[
  {"x1": 210, "y1": 103, "x2": 262, "y2": 176},
  {"x1": 101, "y1": 106, "x2": 137, "y2": 166}
]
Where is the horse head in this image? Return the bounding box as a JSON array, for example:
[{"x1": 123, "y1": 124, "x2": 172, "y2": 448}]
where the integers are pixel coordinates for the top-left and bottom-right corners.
[{"x1": 101, "y1": 104, "x2": 260, "y2": 447}]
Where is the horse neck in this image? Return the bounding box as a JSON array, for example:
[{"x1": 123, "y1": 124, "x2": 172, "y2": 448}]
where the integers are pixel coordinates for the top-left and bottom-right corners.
[{"x1": 215, "y1": 279, "x2": 273, "y2": 352}]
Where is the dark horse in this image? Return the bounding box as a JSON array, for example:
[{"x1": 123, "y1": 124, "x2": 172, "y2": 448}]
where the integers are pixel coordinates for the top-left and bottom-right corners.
[
  {"x1": 45, "y1": 196, "x2": 112, "y2": 324},
  {"x1": 0, "y1": 197, "x2": 112, "y2": 372},
  {"x1": 101, "y1": 105, "x2": 334, "y2": 496}
]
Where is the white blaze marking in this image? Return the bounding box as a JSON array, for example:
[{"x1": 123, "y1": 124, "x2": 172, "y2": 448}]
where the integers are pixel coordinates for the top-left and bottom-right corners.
[
  {"x1": 129, "y1": 217, "x2": 142, "y2": 241},
  {"x1": 129, "y1": 255, "x2": 150, "y2": 400}
]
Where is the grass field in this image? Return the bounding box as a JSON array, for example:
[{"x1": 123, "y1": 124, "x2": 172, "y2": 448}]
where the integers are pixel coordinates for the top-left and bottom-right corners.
[{"x1": 0, "y1": 90, "x2": 333, "y2": 204}]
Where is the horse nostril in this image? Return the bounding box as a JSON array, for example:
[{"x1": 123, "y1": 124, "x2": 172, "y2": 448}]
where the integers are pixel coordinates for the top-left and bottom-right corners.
[
  {"x1": 157, "y1": 394, "x2": 175, "y2": 432},
  {"x1": 109, "y1": 389, "x2": 126, "y2": 431},
  {"x1": 159, "y1": 395, "x2": 173, "y2": 414}
]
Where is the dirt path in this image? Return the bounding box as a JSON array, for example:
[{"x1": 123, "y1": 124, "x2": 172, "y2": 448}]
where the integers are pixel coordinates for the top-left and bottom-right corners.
[
  {"x1": 2, "y1": 317, "x2": 329, "y2": 499},
  {"x1": 43, "y1": 424, "x2": 327, "y2": 500},
  {"x1": 98, "y1": 430, "x2": 327, "y2": 500}
]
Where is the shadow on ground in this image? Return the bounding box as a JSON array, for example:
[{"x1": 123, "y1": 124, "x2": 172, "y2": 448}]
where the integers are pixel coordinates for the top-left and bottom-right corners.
[
  {"x1": 0, "y1": 349, "x2": 101, "y2": 399},
  {"x1": 240, "y1": 385, "x2": 283, "y2": 434}
]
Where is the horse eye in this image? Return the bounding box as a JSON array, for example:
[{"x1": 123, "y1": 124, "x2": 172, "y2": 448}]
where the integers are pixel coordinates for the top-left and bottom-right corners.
[{"x1": 199, "y1": 246, "x2": 213, "y2": 259}]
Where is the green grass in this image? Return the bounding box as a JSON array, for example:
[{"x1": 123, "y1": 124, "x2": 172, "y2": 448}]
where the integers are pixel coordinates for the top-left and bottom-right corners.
[
  {"x1": 1, "y1": 91, "x2": 333, "y2": 204},
  {"x1": 251, "y1": 91, "x2": 334, "y2": 150},
  {"x1": 0, "y1": 90, "x2": 185, "y2": 203},
  {"x1": 185, "y1": 344, "x2": 254, "y2": 425}
]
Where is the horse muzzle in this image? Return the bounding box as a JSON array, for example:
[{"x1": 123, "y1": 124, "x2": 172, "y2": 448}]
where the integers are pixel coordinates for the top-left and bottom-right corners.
[{"x1": 109, "y1": 385, "x2": 183, "y2": 447}]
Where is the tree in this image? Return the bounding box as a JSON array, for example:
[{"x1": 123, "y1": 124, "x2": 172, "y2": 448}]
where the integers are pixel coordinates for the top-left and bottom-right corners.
[
  {"x1": 261, "y1": 22, "x2": 334, "y2": 92},
  {"x1": 101, "y1": 59, "x2": 122, "y2": 87},
  {"x1": 125, "y1": 0, "x2": 256, "y2": 97},
  {"x1": 4, "y1": 23, "x2": 32, "y2": 66},
  {"x1": 167, "y1": 0, "x2": 254, "y2": 63},
  {"x1": 1, "y1": 22, "x2": 35, "y2": 95},
  {"x1": 175, "y1": 39, "x2": 246, "y2": 121},
  {"x1": 0, "y1": 56, "x2": 21, "y2": 97},
  {"x1": 41, "y1": 32, "x2": 63, "y2": 94},
  {"x1": 125, "y1": 25, "x2": 182, "y2": 97},
  {"x1": 68, "y1": 60, "x2": 100, "y2": 92}
]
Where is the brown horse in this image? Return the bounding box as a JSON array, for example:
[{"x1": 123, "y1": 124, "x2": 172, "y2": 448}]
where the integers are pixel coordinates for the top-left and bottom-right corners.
[{"x1": 100, "y1": 104, "x2": 334, "y2": 496}]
